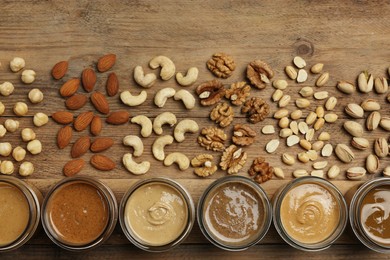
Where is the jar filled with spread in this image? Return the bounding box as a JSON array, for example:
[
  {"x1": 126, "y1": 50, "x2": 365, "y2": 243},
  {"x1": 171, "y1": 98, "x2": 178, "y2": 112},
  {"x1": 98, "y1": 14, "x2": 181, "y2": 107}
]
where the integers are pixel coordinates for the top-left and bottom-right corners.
[
  {"x1": 119, "y1": 178, "x2": 195, "y2": 252},
  {"x1": 273, "y1": 176, "x2": 347, "y2": 251},
  {"x1": 197, "y1": 176, "x2": 272, "y2": 251},
  {"x1": 41, "y1": 177, "x2": 117, "y2": 251},
  {"x1": 349, "y1": 177, "x2": 390, "y2": 253}
]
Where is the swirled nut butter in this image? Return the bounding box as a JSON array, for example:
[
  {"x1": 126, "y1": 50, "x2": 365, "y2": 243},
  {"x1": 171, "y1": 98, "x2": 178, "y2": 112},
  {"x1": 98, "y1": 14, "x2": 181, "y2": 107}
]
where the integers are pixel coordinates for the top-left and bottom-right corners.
[
  {"x1": 120, "y1": 178, "x2": 195, "y2": 252},
  {"x1": 42, "y1": 177, "x2": 117, "y2": 251},
  {"x1": 273, "y1": 177, "x2": 347, "y2": 251},
  {"x1": 197, "y1": 176, "x2": 272, "y2": 251}
]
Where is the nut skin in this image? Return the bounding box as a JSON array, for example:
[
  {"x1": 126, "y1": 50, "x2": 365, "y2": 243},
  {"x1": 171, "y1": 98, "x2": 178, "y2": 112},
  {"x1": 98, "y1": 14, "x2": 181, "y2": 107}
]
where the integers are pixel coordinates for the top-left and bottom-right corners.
[
  {"x1": 90, "y1": 115, "x2": 102, "y2": 136},
  {"x1": 248, "y1": 156, "x2": 274, "y2": 184},
  {"x1": 74, "y1": 111, "x2": 94, "y2": 132},
  {"x1": 220, "y1": 145, "x2": 247, "y2": 174},
  {"x1": 197, "y1": 127, "x2": 227, "y2": 152},
  {"x1": 81, "y1": 68, "x2": 97, "y2": 92},
  {"x1": 63, "y1": 159, "x2": 85, "y2": 177},
  {"x1": 97, "y1": 54, "x2": 116, "y2": 72},
  {"x1": 90, "y1": 137, "x2": 114, "y2": 153},
  {"x1": 225, "y1": 81, "x2": 251, "y2": 106},
  {"x1": 106, "y1": 111, "x2": 130, "y2": 125},
  {"x1": 60, "y1": 78, "x2": 80, "y2": 97},
  {"x1": 106, "y1": 72, "x2": 119, "y2": 96},
  {"x1": 65, "y1": 94, "x2": 88, "y2": 110},
  {"x1": 210, "y1": 102, "x2": 234, "y2": 128},
  {"x1": 206, "y1": 53, "x2": 236, "y2": 78},
  {"x1": 232, "y1": 124, "x2": 256, "y2": 146},
  {"x1": 196, "y1": 80, "x2": 225, "y2": 106},
  {"x1": 241, "y1": 97, "x2": 270, "y2": 123},
  {"x1": 191, "y1": 154, "x2": 217, "y2": 177},
  {"x1": 51, "y1": 61, "x2": 68, "y2": 80},
  {"x1": 91, "y1": 91, "x2": 110, "y2": 114},
  {"x1": 71, "y1": 136, "x2": 90, "y2": 158},
  {"x1": 247, "y1": 60, "x2": 274, "y2": 89},
  {"x1": 90, "y1": 154, "x2": 116, "y2": 171},
  {"x1": 57, "y1": 126, "x2": 72, "y2": 149},
  {"x1": 52, "y1": 111, "x2": 74, "y2": 124}
]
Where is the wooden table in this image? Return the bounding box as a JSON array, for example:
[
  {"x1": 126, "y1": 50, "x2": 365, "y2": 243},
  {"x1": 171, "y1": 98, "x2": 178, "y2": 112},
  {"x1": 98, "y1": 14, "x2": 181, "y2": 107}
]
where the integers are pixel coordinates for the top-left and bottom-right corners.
[{"x1": 1, "y1": 0, "x2": 390, "y2": 258}]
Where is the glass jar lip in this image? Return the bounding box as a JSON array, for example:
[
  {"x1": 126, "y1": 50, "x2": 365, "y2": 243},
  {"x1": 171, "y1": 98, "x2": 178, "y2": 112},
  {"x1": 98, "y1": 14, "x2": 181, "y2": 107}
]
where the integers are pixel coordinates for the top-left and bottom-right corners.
[
  {"x1": 349, "y1": 177, "x2": 390, "y2": 253},
  {"x1": 41, "y1": 176, "x2": 118, "y2": 252},
  {"x1": 272, "y1": 176, "x2": 348, "y2": 252},
  {"x1": 119, "y1": 177, "x2": 195, "y2": 252},
  {"x1": 197, "y1": 175, "x2": 272, "y2": 251},
  {"x1": 0, "y1": 176, "x2": 41, "y2": 252}
]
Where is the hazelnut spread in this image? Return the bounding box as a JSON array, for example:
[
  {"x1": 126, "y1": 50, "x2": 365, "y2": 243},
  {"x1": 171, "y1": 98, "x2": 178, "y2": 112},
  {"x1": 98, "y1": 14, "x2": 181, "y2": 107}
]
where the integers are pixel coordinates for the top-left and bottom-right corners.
[
  {"x1": 124, "y1": 183, "x2": 188, "y2": 246},
  {"x1": 46, "y1": 182, "x2": 109, "y2": 246},
  {"x1": 203, "y1": 182, "x2": 264, "y2": 246},
  {"x1": 280, "y1": 183, "x2": 340, "y2": 244},
  {"x1": 0, "y1": 183, "x2": 29, "y2": 246},
  {"x1": 360, "y1": 185, "x2": 390, "y2": 246}
]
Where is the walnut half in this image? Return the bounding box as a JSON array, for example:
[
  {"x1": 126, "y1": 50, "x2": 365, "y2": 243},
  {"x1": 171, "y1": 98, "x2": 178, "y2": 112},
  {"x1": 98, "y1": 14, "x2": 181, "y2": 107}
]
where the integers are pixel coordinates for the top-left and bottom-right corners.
[
  {"x1": 220, "y1": 144, "x2": 247, "y2": 174},
  {"x1": 196, "y1": 80, "x2": 225, "y2": 106},
  {"x1": 232, "y1": 124, "x2": 256, "y2": 146},
  {"x1": 206, "y1": 53, "x2": 236, "y2": 78},
  {"x1": 191, "y1": 154, "x2": 217, "y2": 177},
  {"x1": 197, "y1": 127, "x2": 227, "y2": 152},
  {"x1": 248, "y1": 156, "x2": 274, "y2": 184},
  {"x1": 210, "y1": 102, "x2": 234, "y2": 128},
  {"x1": 225, "y1": 81, "x2": 251, "y2": 106},
  {"x1": 247, "y1": 60, "x2": 274, "y2": 89},
  {"x1": 241, "y1": 97, "x2": 270, "y2": 123}
]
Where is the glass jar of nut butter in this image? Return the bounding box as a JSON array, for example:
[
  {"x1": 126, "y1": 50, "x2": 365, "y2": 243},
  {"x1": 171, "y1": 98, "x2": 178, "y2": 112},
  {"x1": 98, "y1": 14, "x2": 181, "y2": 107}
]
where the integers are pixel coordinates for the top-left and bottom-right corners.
[
  {"x1": 197, "y1": 176, "x2": 272, "y2": 251},
  {"x1": 0, "y1": 176, "x2": 42, "y2": 252},
  {"x1": 349, "y1": 177, "x2": 390, "y2": 253},
  {"x1": 41, "y1": 177, "x2": 118, "y2": 251},
  {"x1": 273, "y1": 176, "x2": 348, "y2": 251}
]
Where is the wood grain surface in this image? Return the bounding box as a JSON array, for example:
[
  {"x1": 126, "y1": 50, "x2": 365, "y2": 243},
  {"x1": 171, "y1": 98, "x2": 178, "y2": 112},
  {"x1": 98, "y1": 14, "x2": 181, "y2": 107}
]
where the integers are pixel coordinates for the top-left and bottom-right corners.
[{"x1": 0, "y1": 0, "x2": 390, "y2": 258}]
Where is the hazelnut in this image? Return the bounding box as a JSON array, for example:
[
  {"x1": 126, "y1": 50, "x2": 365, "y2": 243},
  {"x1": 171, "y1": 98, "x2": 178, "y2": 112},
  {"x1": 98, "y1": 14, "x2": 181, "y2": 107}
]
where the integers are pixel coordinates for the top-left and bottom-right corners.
[
  {"x1": 13, "y1": 102, "x2": 28, "y2": 116},
  {"x1": 10, "y1": 57, "x2": 25, "y2": 72},
  {"x1": 4, "y1": 119, "x2": 19, "y2": 132},
  {"x1": 0, "y1": 161, "x2": 14, "y2": 175},
  {"x1": 0, "y1": 102, "x2": 5, "y2": 115},
  {"x1": 28, "y1": 88, "x2": 44, "y2": 104},
  {"x1": 21, "y1": 69, "x2": 36, "y2": 84},
  {"x1": 0, "y1": 125, "x2": 6, "y2": 138},
  {"x1": 27, "y1": 139, "x2": 42, "y2": 155},
  {"x1": 0, "y1": 81, "x2": 14, "y2": 96},
  {"x1": 0, "y1": 142, "x2": 12, "y2": 156},
  {"x1": 12, "y1": 146, "x2": 26, "y2": 162},
  {"x1": 33, "y1": 112, "x2": 48, "y2": 127},
  {"x1": 21, "y1": 128, "x2": 36, "y2": 142},
  {"x1": 19, "y1": 161, "x2": 34, "y2": 177}
]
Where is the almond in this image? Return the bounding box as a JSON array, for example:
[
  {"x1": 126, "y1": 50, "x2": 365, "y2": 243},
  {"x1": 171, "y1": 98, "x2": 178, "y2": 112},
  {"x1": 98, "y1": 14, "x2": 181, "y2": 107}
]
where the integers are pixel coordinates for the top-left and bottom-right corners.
[
  {"x1": 90, "y1": 154, "x2": 116, "y2": 171},
  {"x1": 82, "y1": 68, "x2": 97, "y2": 92},
  {"x1": 106, "y1": 72, "x2": 119, "y2": 97},
  {"x1": 65, "y1": 94, "x2": 88, "y2": 110},
  {"x1": 106, "y1": 110, "x2": 130, "y2": 125},
  {"x1": 63, "y1": 159, "x2": 85, "y2": 177},
  {"x1": 91, "y1": 91, "x2": 110, "y2": 114},
  {"x1": 51, "y1": 61, "x2": 68, "y2": 80},
  {"x1": 74, "y1": 111, "x2": 94, "y2": 131},
  {"x1": 97, "y1": 54, "x2": 116, "y2": 72},
  {"x1": 71, "y1": 136, "x2": 90, "y2": 158},
  {"x1": 57, "y1": 126, "x2": 73, "y2": 149},
  {"x1": 60, "y1": 78, "x2": 80, "y2": 97},
  {"x1": 90, "y1": 115, "x2": 102, "y2": 136},
  {"x1": 52, "y1": 111, "x2": 74, "y2": 124},
  {"x1": 91, "y1": 137, "x2": 114, "y2": 152}
]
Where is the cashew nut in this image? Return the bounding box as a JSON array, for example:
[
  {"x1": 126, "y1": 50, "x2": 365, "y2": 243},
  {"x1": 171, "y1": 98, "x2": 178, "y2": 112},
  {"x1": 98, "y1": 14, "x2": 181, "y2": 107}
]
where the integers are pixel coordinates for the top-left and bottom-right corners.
[
  {"x1": 133, "y1": 66, "x2": 156, "y2": 88},
  {"x1": 174, "y1": 89, "x2": 195, "y2": 110},
  {"x1": 152, "y1": 135, "x2": 174, "y2": 161},
  {"x1": 120, "y1": 90, "x2": 147, "y2": 107},
  {"x1": 174, "y1": 119, "x2": 199, "y2": 142},
  {"x1": 149, "y1": 56, "x2": 175, "y2": 80},
  {"x1": 164, "y1": 152, "x2": 190, "y2": 170},
  {"x1": 122, "y1": 153, "x2": 150, "y2": 175},
  {"x1": 131, "y1": 115, "x2": 153, "y2": 138},
  {"x1": 123, "y1": 135, "x2": 144, "y2": 157},
  {"x1": 154, "y1": 88, "x2": 176, "y2": 108},
  {"x1": 176, "y1": 67, "x2": 199, "y2": 86},
  {"x1": 153, "y1": 112, "x2": 177, "y2": 135}
]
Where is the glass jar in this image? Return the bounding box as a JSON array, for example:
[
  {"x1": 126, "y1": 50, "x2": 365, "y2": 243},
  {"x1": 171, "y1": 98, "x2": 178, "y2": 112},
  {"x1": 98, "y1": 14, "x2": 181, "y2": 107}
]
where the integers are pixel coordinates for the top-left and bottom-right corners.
[
  {"x1": 0, "y1": 176, "x2": 42, "y2": 252},
  {"x1": 197, "y1": 176, "x2": 272, "y2": 251},
  {"x1": 272, "y1": 176, "x2": 348, "y2": 251},
  {"x1": 119, "y1": 178, "x2": 195, "y2": 252},
  {"x1": 41, "y1": 176, "x2": 117, "y2": 251},
  {"x1": 349, "y1": 177, "x2": 390, "y2": 253}
]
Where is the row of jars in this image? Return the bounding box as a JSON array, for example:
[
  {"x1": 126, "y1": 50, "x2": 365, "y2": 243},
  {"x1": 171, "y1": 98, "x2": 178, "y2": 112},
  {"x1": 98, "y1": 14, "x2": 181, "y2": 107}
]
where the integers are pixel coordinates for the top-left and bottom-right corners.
[{"x1": 0, "y1": 175, "x2": 389, "y2": 253}]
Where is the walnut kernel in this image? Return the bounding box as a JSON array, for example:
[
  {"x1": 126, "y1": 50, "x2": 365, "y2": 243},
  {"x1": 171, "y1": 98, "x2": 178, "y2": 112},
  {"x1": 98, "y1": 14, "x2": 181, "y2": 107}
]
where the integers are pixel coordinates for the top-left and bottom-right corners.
[
  {"x1": 247, "y1": 60, "x2": 274, "y2": 89},
  {"x1": 241, "y1": 97, "x2": 270, "y2": 123},
  {"x1": 225, "y1": 81, "x2": 251, "y2": 106},
  {"x1": 220, "y1": 145, "x2": 247, "y2": 174},
  {"x1": 210, "y1": 102, "x2": 234, "y2": 128},
  {"x1": 196, "y1": 80, "x2": 225, "y2": 106},
  {"x1": 232, "y1": 124, "x2": 256, "y2": 146},
  {"x1": 197, "y1": 127, "x2": 227, "y2": 152},
  {"x1": 248, "y1": 156, "x2": 274, "y2": 184},
  {"x1": 206, "y1": 53, "x2": 236, "y2": 78},
  {"x1": 191, "y1": 154, "x2": 217, "y2": 177}
]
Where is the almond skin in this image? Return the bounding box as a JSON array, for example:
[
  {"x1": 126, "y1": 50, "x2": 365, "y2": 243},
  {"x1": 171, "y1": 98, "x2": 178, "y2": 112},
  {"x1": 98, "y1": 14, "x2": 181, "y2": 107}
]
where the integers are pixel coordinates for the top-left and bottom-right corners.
[
  {"x1": 52, "y1": 111, "x2": 74, "y2": 124},
  {"x1": 65, "y1": 94, "x2": 88, "y2": 110},
  {"x1": 57, "y1": 126, "x2": 73, "y2": 149},
  {"x1": 60, "y1": 78, "x2": 80, "y2": 97},
  {"x1": 106, "y1": 72, "x2": 119, "y2": 96},
  {"x1": 91, "y1": 91, "x2": 110, "y2": 114},
  {"x1": 106, "y1": 110, "x2": 130, "y2": 125},
  {"x1": 82, "y1": 68, "x2": 97, "y2": 92},
  {"x1": 90, "y1": 154, "x2": 116, "y2": 171},
  {"x1": 74, "y1": 111, "x2": 94, "y2": 131},
  {"x1": 52, "y1": 61, "x2": 68, "y2": 80},
  {"x1": 97, "y1": 54, "x2": 116, "y2": 72},
  {"x1": 91, "y1": 137, "x2": 114, "y2": 152},
  {"x1": 90, "y1": 115, "x2": 102, "y2": 136},
  {"x1": 71, "y1": 136, "x2": 90, "y2": 158},
  {"x1": 63, "y1": 159, "x2": 85, "y2": 177}
]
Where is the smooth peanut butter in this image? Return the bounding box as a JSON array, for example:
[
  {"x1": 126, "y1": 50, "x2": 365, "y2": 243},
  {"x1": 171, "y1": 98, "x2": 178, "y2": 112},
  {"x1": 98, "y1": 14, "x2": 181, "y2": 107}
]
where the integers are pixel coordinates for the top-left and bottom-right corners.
[
  {"x1": 124, "y1": 182, "x2": 188, "y2": 246},
  {"x1": 280, "y1": 183, "x2": 340, "y2": 244},
  {"x1": 360, "y1": 185, "x2": 390, "y2": 246},
  {"x1": 0, "y1": 183, "x2": 29, "y2": 246}
]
